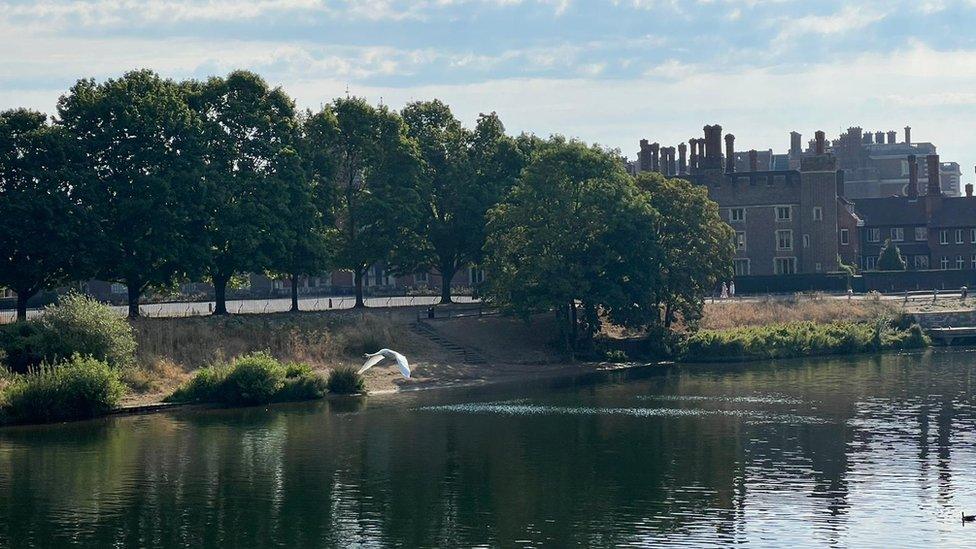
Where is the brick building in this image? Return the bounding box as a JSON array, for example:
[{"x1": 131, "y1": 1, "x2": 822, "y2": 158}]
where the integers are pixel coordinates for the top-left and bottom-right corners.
[{"x1": 638, "y1": 125, "x2": 849, "y2": 276}]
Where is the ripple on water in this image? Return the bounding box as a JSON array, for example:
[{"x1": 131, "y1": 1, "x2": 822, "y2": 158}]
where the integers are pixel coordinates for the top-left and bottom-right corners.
[
  {"x1": 416, "y1": 402, "x2": 830, "y2": 424},
  {"x1": 637, "y1": 394, "x2": 807, "y2": 405}
]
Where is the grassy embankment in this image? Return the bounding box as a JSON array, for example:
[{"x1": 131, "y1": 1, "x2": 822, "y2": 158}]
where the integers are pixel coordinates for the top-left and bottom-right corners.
[{"x1": 684, "y1": 295, "x2": 928, "y2": 363}]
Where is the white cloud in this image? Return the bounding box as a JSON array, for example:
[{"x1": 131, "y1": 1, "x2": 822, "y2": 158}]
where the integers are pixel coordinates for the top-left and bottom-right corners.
[{"x1": 772, "y1": 5, "x2": 888, "y2": 48}]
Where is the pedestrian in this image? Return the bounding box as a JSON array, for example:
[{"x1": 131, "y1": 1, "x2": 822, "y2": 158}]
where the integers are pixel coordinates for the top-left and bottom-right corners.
[
  {"x1": 962, "y1": 286, "x2": 968, "y2": 301},
  {"x1": 328, "y1": 298, "x2": 333, "y2": 309},
  {"x1": 729, "y1": 280, "x2": 736, "y2": 299},
  {"x1": 720, "y1": 282, "x2": 728, "y2": 299},
  {"x1": 847, "y1": 288, "x2": 853, "y2": 300}
]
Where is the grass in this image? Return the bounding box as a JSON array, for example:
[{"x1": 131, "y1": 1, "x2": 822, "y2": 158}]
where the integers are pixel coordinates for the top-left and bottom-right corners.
[
  {"x1": 682, "y1": 320, "x2": 929, "y2": 363},
  {"x1": 0, "y1": 355, "x2": 125, "y2": 424},
  {"x1": 701, "y1": 294, "x2": 900, "y2": 331},
  {"x1": 165, "y1": 352, "x2": 326, "y2": 405}
]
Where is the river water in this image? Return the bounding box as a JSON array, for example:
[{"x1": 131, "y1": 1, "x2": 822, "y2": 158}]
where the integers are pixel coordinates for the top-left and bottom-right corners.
[{"x1": 3, "y1": 349, "x2": 976, "y2": 547}]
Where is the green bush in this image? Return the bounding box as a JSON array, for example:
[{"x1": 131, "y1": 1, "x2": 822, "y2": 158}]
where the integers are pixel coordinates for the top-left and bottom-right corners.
[
  {"x1": 0, "y1": 355, "x2": 125, "y2": 424},
  {"x1": 682, "y1": 320, "x2": 929, "y2": 363},
  {"x1": 604, "y1": 349, "x2": 629, "y2": 363},
  {"x1": 166, "y1": 352, "x2": 325, "y2": 405},
  {"x1": 327, "y1": 367, "x2": 365, "y2": 395},
  {"x1": 0, "y1": 293, "x2": 136, "y2": 374}
]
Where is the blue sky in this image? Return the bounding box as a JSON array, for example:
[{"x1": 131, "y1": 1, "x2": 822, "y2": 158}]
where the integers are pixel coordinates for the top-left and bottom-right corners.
[{"x1": 3, "y1": 0, "x2": 976, "y2": 175}]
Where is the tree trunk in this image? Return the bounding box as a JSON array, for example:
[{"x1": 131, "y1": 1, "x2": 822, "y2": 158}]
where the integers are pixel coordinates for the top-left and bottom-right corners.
[
  {"x1": 127, "y1": 282, "x2": 141, "y2": 319},
  {"x1": 439, "y1": 263, "x2": 455, "y2": 304},
  {"x1": 354, "y1": 269, "x2": 366, "y2": 308},
  {"x1": 15, "y1": 288, "x2": 34, "y2": 322},
  {"x1": 213, "y1": 275, "x2": 228, "y2": 315},
  {"x1": 291, "y1": 273, "x2": 300, "y2": 312}
]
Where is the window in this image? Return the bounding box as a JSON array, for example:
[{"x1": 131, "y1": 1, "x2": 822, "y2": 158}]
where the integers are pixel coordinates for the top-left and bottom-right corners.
[
  {"x1": 865, "y1": 256, "x2": 877, "y2": 270},
  {"x1": 730, "y1": 208, "x2": 745, "y2": 223},
  {"x1": 774, "y1": 257, "x2": 796, "y2": 275},
  {"x1": 734, "y1": 259, "x2": 750, "y2": 276},
  {"x1": 940, "y1": 230, "x2": 949, "y2": 245},
  {"x1": 840, "y1": 229, "x2": 850, "y2": 245},
  {"x1": 972, "y1": 255, "x2": 976, "y2": 270},
  {"x1": 867, "y1": 228, "x2": 881, "y2": 243},
  {"x1": 815, "y1": 262, "x2": 822, "y2": 272},
  {"x1": 735, "y1": 231, "x2": 746, "y2": 251},
  {"x1": 802, "y1": 234, "x2": 810, "y2": 248},
  {"x1": 110, "y1": 283, "x2": 127, "y2": 295},
  {"x1": 941, "y1": 256, "x2": 950, "y2": 270},
  {"x1": 813, "y1": 207, "x2": 823, "y2": 221},
  {"x1": 957, "y1": 229, "x2": 965, "y2": 244},
  {"x1": 915, "y1": 227, "x2": 927, "y2": 241},
  {"x1": 776, "y1": 206, "x2": 791, "y2": 221},
  {"x1": 469, "y1": 267, "x2": 486, "y2": 285},
  {"x1": 414, "y1": 272, "x2": 429, "y2": 285},
  {"x1": 957, "y1": 255, "x2": 965, "y2": 270},
  {"x1": 915, "y1": 255, "x2": 929, "y2": 270},
  {"x1": 774, "y1": 175, "x2": 786, "y2": 186},
  {"x1": 971, "y1": 228, "x2": 976, "y2": 243},
  {"x1": 890, "y1": 227, "x2": 904, "y2": 242},
  {"x1": 776, "y1": 230, "x2": 793, "y2": 251}
]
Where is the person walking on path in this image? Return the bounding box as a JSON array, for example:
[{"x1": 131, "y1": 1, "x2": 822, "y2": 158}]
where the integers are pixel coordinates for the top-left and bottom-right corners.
[{"x1": 720, "y1": 282, "x2": 729, "y2": 299}]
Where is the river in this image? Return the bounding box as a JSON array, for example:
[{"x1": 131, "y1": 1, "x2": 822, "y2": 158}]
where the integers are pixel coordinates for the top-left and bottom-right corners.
[{"x1": 3, "y1": 349, "x2": 976, "y2": 547}]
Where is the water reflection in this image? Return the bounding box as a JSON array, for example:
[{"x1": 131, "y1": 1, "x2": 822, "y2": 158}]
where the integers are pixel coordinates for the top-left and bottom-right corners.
[{"x1": 2, "y1": 349, "x2": 976, "y2": 547}]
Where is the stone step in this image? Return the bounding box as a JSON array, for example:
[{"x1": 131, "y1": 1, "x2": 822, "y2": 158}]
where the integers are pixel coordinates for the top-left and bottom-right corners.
[{"x1": 411, "y1": 321, "x2": 489, "y2": 365}]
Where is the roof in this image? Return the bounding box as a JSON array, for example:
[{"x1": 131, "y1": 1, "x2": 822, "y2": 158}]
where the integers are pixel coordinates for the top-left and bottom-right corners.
[
  {"x1": 852, "y1": 197, "x2": 928, "y2": 226},
  {"x1": 929, "y1": 197, "x2": 976, "y2": 227}
]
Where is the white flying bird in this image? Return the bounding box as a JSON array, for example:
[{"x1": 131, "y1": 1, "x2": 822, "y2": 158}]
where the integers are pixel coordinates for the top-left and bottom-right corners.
[{"x1": 358, "y1": 349, "x2": 411, "y2": 379}]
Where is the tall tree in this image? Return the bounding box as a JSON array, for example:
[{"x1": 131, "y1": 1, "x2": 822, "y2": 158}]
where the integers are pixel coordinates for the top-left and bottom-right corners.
[
  {"x1": 187, "y1": 71, "x2": 299, "y2": 314},
  {"x1": 304, "y1": 97, "x2": 422, "y2": 308},
  {"x1": 635, "y1": 172, "x2": 734, "y2": 329},
  {"x1": 0, "y1": 110, "x2": 87, "y2": 321},
  {"x1": 268, "y1": 145, "x2": 333, "y2": 312},
  {"x1": 59, "y1": 70, "x2": 208, "y2": 318},
  {"x1": 483, "y1": 139, "x2": 661, "y2": 350}
]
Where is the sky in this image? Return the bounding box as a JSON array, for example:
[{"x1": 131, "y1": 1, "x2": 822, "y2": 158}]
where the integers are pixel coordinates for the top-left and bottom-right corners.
[{"x1": 3, "y1": 0, "x2": 976, "y2": 178}]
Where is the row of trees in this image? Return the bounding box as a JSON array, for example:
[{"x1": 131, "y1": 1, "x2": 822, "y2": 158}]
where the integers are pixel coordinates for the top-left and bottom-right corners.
[{"x1": 1, "y1": 69, "x2": 733, "y2": 342}]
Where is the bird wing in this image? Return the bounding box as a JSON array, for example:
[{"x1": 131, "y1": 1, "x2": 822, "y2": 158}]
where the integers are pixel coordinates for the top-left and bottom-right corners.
[
  {"x1": 393, "y1": 351, "x2": 411, "y2": 379},
  {"x1": 357, "y1": 354, "x2": 386, "y2": 374}
]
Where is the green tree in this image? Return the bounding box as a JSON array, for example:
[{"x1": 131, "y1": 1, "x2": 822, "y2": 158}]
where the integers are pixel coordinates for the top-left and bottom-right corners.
[
  {"x1": 635, "y1": 172, "x2": 734, "y2": 328},
  {"x1": 0, "y1": 110, "x2": 88, "y2": 321},
  {"x1": 58, "y1": 70, "x2": 207, "y2": 318},
  {"x1": 877, "y1": 238, "x2": 906, "y2": 271},
  {"x1": 483, "y1": 139, "x2": 662, "y2": 351},
  {"x1": 268, "y1": 146, "x2": 334, "y2": 312},
  {"x1": 187, "y1": 71, "x2": 299, "y2": 315},
  {"x1": 400, "y1": 102, "x2": 525, "y2": 303},
  {"x1": 303, "y1": 97, "x2": 422, "y2": 308}
]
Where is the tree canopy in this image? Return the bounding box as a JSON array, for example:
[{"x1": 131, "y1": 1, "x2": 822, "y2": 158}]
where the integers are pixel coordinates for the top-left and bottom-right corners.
[{"x1": 877, "y1": 239, "x2": 907, "y2": 271}]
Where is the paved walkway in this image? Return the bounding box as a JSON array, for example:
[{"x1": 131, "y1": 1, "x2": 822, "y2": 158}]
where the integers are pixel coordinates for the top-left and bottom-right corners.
[{"x1": 0, "y1": 294, "x2": 478, "y2": 323}]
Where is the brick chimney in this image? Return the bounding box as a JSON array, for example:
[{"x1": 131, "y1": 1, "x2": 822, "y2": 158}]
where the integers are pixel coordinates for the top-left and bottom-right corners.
[
  {"x1": 688, "y1": 139, "x2": 698, "y2": 172},
  {"x1": 863, "y1": 132, "x2": 873, "y2": 145},
  {"x1": 815, "y1": 130, "x2": 826, "y2": 155},
  {"x1": 874, "y1": 131, "x2": 884, "y2": 144},
  {"x1": 790, "y1": 131, "x2": 801, "y2": 158},
  {"x1": 703, "y1": 125, "x2": 723, "y2": 171},
  {"x1": 926, "y1": 154, "x2": 942, "y2": 196},
  {"x1": 650, "y1": 142, "x2": 660, "y2": 172},
  {"x1": 904, "y1": 126, "x2": 912, "y2": 144},
  {"x1": 749, "y1": 149, "x2": 758, "y2": 172},
  {"x1": 967, "y1": 183, "x2": 973, "y2": 198},
  {"x1": 907, "y1": 154, "x2": 919, "y2": 200},
  {"x1": 677, "y1": 142, "x2": 687, "y2": 174},
  {"x1": 887, "y1": 131, "x2": 897, "y2": 144},
  {"x1": 724, "y1": 134, "x2": 735, "y2": 173}
]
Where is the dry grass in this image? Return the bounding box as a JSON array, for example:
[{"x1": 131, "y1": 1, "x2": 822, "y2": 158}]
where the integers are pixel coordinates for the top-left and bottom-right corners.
[
  {"x1": 701, "y1": 295, "x2": 900, "y2": 331},
  {"x1": 132, "y1": 311, "x2": 430, "y2": 371}
]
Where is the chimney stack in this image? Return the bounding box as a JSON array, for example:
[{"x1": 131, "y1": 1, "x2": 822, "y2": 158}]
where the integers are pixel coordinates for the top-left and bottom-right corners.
[
  {"x1": 887, "y1": 131, "x2": 897, "y2": 145},
  {"x1": 815, "y1": 130, "x2": 826, "y2": 155},
  {"x1": 703, "y1": 125, "x2": 723, "y2": 170},
  {"x1": 650, "y1": 142, "x2": 660, "y2": 172},
  {"x1": 904, "y1": 126, "x2": 912, "y2": 144},
  {"x1": 874, "y1": 131, "x2": 884, "y2": 144},
  {"x1": 863, "y1": 132, "x2": 874, "y2": 145},
  {"x1": 677, "y1": 143, "x2": 687, "y2": 174},
  {"x1": 967, "y1": 183, "x2": 973, "y2": 198},
  {"x1": 836, "y1": 169, "x2": 846, "y2": 198},
  {"x1": 725, "y1": 134, "x2": 735, "y2": 173},
  {"x1": 689, "y1": 139, "x2": 698, "y2": 172},
  {"x1": 749, "y1": 149, "x2": 758, "y2": 172},
  {"x1": 790, "y1": 131, "x2": 802, "y2": 158},
  {"x1": 926, "y1": 154, "x2": 942, "y2": 196},
  {"x1": 665, "y1": 147, "x2": 676, "y2": 176},
  {"x1": 907, "y1": 154, "x2": 919, "y2": 199}
]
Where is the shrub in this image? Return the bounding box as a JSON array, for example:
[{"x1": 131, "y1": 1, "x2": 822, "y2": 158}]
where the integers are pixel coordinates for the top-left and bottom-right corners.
[
  {"x1": 166, "y1": 352, "x2": 325, "y2": 405},
  {"x1": 327, "y1": 367, "x2": 365, "y2": 395},
  {"x1": 604, "y1": 349, "x2": 629, "y2": 363},
  {"x1": 682, "y1": 320, "x2": 929, "y2": 363},
  {"x1": 0, "y1": 355, "x2": 125, "y2": 424},
  {"x1": 0, "y1": 293, "x2": 136, "y2": 374}
]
